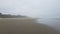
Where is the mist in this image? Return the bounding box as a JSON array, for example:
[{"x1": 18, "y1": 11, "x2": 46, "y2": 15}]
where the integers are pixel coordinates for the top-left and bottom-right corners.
[
  {"x1": 0, "y1": 0, "x2": 60, "y2": 32},
  {"x1": 0, "y1": 0, "x2": 59, "y2": 18}
]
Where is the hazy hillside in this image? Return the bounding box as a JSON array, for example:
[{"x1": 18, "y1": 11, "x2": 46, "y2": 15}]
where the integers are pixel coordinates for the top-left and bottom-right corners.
[{"x1": 0, "y1": 13, "x2": 27, "y2": 18}]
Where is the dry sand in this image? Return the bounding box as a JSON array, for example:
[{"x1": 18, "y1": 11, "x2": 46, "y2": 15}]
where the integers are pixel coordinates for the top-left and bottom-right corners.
[{"x1": 0, "y1": 18, "x2": 60, "y2": 34}]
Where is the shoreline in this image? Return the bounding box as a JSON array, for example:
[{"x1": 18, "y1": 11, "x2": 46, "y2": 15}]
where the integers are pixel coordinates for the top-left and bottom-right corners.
[{"x1": 0, "y1": 18, "x2": 59, "y2": 34}]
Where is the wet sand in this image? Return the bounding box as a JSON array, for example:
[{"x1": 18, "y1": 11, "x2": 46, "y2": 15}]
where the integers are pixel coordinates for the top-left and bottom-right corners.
[{"x1": 0, "y1": 18, "x2": 60, "y2": 34}]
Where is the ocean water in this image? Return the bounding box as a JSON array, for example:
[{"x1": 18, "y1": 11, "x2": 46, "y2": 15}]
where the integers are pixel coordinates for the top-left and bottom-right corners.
[{"x1": 37, "y1": 18, "x2": 60, "y2": 31}]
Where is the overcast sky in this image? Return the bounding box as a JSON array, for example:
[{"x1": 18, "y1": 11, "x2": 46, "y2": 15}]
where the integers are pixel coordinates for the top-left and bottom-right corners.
[{"x1": 0, "y1": 0, "x2": 60, "y2": 18}]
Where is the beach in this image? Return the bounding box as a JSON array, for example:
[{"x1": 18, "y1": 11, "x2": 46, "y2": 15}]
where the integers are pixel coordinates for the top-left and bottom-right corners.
[{"x1": 0, "y1": 18, "x2": 59, "y2": 34}]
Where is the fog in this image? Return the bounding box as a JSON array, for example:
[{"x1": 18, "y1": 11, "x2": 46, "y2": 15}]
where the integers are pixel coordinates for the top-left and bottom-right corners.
[
  {"x1": 0, "y1": 0, "x2": 59, "y2": 18},
  {"x1": 0, "y1": 0, "x2": 60, "y2": 31}
]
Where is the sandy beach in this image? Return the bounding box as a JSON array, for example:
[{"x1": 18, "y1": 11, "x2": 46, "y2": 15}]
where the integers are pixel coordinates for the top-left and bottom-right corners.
[{"x1": 0, "y1": 18, "x2": 59, "y2": 34}]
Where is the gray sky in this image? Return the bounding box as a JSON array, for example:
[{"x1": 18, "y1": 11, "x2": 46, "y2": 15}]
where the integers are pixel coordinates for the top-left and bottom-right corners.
[{"x1": 0, "y1": 0, "x2": 60, "y2": 18}]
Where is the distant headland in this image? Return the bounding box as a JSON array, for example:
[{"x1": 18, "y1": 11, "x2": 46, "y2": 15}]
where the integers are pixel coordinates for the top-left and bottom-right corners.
[{"x1": 0, "y1": 13, "x2": 27, "y2": 18}]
